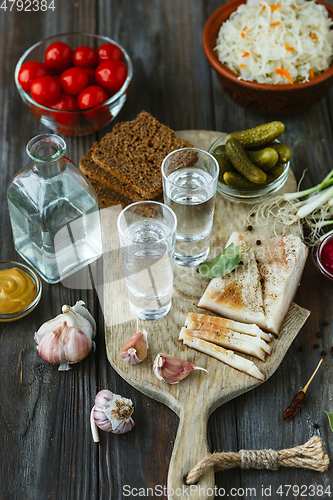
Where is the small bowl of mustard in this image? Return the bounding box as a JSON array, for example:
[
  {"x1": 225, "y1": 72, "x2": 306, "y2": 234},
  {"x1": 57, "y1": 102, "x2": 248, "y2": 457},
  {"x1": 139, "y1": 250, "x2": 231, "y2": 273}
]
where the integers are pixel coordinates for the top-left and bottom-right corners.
[{"x1": 0, "y1": 261, "x2": 42, "y2": 322}]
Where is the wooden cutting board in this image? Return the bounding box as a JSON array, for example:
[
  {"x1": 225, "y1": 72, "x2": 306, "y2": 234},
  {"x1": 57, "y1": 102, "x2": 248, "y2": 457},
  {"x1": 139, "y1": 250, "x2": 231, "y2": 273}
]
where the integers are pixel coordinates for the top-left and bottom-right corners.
[{"x1": 101, "y1": 131, "x2": 310, "y2": 500}]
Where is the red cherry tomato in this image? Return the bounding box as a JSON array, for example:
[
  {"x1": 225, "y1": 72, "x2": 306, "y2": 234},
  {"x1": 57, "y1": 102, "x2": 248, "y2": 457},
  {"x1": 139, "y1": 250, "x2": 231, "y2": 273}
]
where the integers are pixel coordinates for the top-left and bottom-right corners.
[
  {"x1": 77, "y1": 85, "x2": 108, "y2": 109},
  {"x1": 18, "y1": 61, "x2": 48, "y2": 92},
  {"x1": 51, "y1": 93, "x2": 79, "y2": 111},
  {"x1": 50, "y1": 93, "x2": 80, "y2": 126},
  {"x1": 95, "y1": 60, "x2": 128, "y2": 95},
  {"x1": 50, "y1": 73, "x2": 61, "y2": 83},
  {"x1": 84, "y1": 109, "x2": 113, "y2": 126},
  {"x1": 83, "y1": 68, "x2": 96, "y2": 86},
  {"x1": 60, "y1": 67, "x2": 89, "y2": 95},
  {"x1": 97, "y1": 43, "x2": 124, "y2": 63},
  {"x1": 30, "y1": 76, "x2": 61, "y2": 105},
  {"x1": 44, "y1": 42, "x2": 72, "y2": 72},
  {"x1": 73, "y1": 45, "x2": 97, "y2": 69}
]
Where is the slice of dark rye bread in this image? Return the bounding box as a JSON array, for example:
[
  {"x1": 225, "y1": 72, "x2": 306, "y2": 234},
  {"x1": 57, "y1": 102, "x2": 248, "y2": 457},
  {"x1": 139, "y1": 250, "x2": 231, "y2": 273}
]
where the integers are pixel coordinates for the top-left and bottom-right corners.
[
  {"x1": 81, "y1": 148, "x2": 164, "y2": 208},
  {"x1": 89, "y1": 178, "x2": 163, "y2": 208},
  {"x1": 79, "y1": 147, "x2": 142, "y2": 202},
  {"x1": 91, "y1": 110, "x2": 193, "y2": 199},
  {"x1": 88, "y1": 178, "x2": 133, "y2": 208}
]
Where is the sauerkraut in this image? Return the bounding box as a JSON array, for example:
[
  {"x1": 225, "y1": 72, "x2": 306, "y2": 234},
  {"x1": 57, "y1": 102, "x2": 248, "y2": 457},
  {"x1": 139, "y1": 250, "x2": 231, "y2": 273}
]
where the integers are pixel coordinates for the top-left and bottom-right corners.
[{"x1": 215, "y1": 0, "x2": 333, "y2": 84}]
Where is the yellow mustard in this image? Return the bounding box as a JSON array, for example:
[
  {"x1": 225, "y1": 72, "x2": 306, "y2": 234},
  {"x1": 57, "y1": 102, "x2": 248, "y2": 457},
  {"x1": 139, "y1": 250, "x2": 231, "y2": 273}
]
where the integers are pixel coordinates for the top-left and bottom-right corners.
[{"x1": 0, "y1": 267, "x2": 36, "y2": 314}]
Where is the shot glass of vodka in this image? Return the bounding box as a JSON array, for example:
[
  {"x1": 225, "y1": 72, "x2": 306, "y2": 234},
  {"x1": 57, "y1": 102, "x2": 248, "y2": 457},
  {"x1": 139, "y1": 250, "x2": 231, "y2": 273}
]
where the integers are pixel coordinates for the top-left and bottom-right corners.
[
  {"x1": 117, "y1": 201, "x2": 177, "y2": 320},
  {"x1": 161, "y1": 148, "x2": 219, "y2": 266}
]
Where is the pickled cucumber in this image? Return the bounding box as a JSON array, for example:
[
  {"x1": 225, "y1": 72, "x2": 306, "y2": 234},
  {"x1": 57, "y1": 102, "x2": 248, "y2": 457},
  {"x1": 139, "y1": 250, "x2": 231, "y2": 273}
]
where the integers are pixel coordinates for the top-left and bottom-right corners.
[
  {"x1": 247, "y1": 147, "x2": 279, "y2": 171},
  {"x1": 263, "y1": 174, "x2": 275, "y2": 186},
  {"x1": 214, "y1": 145, "x2": 227, "y2": 156},
  {"x1": 223, "y1": 171, "x2": 257, "y2": 190},
  {"x1": 225, "y1": 137, "x2": 266, "y2": 184},
  {"x1": 270, "y1": 143, "x2": 292, "y2": 164},
  {"x1": 267, "y1": 163, "x2": 285, "y2": 180},
  {"x1": 212, "y1": 144, "x2": 235, "y2": 181},
  {"x1": 226, "y1": 121, "x2": 285, "y2": 148}
]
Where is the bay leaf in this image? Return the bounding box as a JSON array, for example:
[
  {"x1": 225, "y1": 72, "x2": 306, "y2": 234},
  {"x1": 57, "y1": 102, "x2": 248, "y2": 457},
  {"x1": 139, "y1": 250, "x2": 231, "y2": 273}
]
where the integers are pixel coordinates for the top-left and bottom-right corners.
[
  {"x1": 324, "y1": 411, "x2": 333, "y2": 432},
  {"x1": 198, "y1": 243, "x2": 243, "y2": 278}
]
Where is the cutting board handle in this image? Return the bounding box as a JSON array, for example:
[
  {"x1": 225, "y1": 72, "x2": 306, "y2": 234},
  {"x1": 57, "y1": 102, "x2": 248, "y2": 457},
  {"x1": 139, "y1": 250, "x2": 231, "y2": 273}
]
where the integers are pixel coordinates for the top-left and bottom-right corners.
[{"x1": 167, "y1": 403, "x2": 214, "y2": 500}]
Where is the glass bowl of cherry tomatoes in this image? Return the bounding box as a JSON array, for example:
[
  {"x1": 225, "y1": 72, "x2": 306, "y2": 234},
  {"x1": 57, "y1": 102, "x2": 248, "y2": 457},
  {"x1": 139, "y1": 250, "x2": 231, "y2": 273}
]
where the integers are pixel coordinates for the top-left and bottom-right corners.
[{"x1": 14, "y1": 33, "x2": 133, "y2": 136}]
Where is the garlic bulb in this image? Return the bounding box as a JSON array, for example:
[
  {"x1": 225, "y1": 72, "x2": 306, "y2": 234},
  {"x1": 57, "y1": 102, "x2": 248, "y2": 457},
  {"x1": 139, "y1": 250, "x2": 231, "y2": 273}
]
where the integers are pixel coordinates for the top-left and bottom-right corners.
[
  {"x1": 91, "y1": 389, "x2": 135, "y2": 442},
  {"x1": 119, "y1": 323, "x2": 148, "y2": 364},
  {"x1": 34, "y1": 300, "x2": 96, "y2": 371},
  {"x1": 153, "y1": 353, "x2": 207, "y2": 384}
]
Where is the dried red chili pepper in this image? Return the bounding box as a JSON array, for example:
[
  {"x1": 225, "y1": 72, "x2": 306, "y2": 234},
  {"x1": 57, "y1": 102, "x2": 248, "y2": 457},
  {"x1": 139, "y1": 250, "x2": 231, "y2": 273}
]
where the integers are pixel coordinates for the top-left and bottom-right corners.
[
  {"x1": 282, "y1": 390, "x2": 306, "y2": 420},
  {"x1": 282, "y1": 359, "x2": 323, "y2": 421}
]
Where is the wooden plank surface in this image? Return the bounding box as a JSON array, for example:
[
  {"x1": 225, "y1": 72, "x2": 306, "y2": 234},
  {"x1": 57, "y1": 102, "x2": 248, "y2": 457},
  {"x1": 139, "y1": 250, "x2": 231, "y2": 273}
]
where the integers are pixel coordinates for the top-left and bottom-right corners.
[{"x1": 0, "y1": 1, "x2": 332, "y2": 499}]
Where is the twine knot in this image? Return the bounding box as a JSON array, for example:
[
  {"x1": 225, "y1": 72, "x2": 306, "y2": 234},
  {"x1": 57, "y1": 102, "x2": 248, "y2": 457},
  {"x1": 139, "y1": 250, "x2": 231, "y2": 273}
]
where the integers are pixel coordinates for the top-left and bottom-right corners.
[
  {"x1": 240, "y1": 449, "x2": 279, "y2": 469},
  {"x1": 186, "y1": 436, "x2": 329, "y2": 485}
]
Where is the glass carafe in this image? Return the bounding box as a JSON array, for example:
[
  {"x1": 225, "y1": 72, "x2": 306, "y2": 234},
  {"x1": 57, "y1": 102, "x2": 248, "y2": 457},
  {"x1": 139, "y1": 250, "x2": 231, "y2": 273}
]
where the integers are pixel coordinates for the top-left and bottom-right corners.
[{"x1": 7, "y1": 134, "x2": 102, "y2": 284}]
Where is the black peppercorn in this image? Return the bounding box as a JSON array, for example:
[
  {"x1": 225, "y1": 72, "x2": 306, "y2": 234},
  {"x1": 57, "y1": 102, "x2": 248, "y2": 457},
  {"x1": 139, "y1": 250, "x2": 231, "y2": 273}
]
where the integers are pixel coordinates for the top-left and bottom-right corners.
[{"x1": 256, "y1": 240, "x2": 261, "y2": 245}]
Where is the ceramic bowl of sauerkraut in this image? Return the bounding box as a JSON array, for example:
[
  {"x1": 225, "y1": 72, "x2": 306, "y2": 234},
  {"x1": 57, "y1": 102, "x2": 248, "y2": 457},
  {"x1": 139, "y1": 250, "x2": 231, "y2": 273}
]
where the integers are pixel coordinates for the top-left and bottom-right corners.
[{"x1": 203, "y1": 0, "x2": 333, "y2": 114}]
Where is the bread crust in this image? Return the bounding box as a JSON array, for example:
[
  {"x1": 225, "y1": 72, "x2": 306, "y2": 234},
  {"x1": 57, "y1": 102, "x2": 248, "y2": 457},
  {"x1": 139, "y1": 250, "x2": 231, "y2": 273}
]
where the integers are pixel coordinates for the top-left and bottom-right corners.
[
  {"x1": 88, "y1": 178, "x2": 133, "y2": 208},
  {"x1": 91, "y1": 111, "x2": 193, "y2": 199},
  {"x1": 79, "y1": 147, "x2": 142, "y2": 201}
]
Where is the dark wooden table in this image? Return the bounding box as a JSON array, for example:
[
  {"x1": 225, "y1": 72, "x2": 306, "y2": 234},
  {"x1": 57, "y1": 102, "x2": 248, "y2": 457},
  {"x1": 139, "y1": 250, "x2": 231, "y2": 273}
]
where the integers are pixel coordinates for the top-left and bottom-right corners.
[{"x1": 1, "y1": 1, "x2": 333, "y2": 499}]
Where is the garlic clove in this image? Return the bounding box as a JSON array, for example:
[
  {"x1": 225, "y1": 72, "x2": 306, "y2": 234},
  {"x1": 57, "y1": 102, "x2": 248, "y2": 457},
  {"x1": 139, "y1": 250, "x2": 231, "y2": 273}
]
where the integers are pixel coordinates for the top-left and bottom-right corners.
[
  {"x1": 153, "y1": 353, "x2": 207, "y2": 384},
  {"x1": 68, "y1": 300, "x2": 96, "y2": 334},
  {"x1": 91, "y1": 389, "x2": 135, "y2": 441},
  {"x1": 119, "y1": 325, "x2": 148, "y2": 364}
]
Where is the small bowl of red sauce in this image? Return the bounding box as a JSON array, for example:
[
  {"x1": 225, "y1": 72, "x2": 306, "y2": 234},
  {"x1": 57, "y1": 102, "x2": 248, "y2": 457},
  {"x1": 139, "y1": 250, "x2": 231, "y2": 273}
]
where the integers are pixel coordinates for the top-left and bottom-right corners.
[{"x1": 316, "y1": 233, "x2": 333, "y2": 281}]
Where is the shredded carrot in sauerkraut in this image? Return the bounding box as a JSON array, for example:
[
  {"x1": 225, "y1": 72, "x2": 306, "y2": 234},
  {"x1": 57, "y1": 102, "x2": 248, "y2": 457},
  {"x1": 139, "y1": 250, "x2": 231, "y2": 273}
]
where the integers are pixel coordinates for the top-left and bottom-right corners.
[
  {"x1": 215, "y1": 0, "x2": 333, "y2": 84},
  {"x1": 285, "y1": 44, "x2": 294, "y2": 51},
  {"x1": 276, "y1": 68, "x2": 294, "y2": 84}
]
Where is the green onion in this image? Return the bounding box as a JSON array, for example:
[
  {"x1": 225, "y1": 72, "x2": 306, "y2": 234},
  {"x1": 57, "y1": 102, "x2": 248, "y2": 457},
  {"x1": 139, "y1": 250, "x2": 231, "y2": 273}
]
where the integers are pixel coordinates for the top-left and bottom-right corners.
[
  {"x1": 297, "y1": 185, "x2": 333, "y2": 219},
  {"x1": 246, "y1": 168, "x2": 333, "y2": 246},
  {"x1": 283, "y1": 175, "x2": 333, "y2": 202}
]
